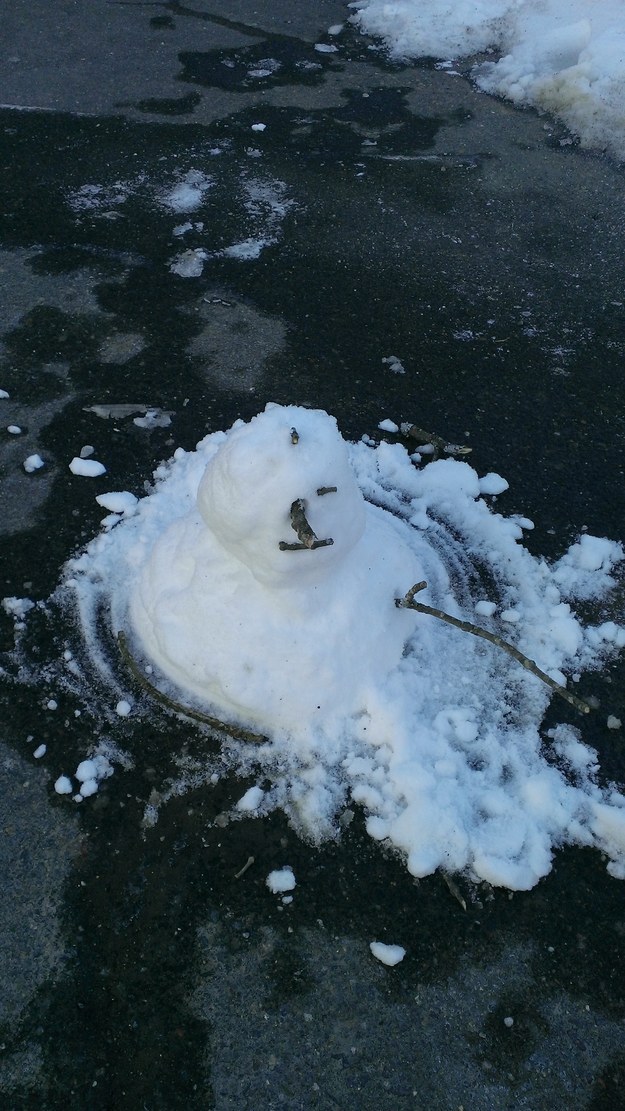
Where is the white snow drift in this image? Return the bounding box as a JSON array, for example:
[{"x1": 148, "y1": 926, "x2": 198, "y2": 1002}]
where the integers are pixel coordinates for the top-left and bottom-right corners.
[
  {"x1": 350, "y1": 0, "x2": 625, "y2": 161},
  {"x1": 64, "y1": 404, "x2": 625, "y2": 890}
]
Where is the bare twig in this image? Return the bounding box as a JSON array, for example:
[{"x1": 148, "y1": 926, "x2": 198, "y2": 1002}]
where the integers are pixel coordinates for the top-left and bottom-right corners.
[
  {"x1": 234, "y1": 855, "x2": 255, "y2": 879},
  {"x1": 396, "y1": 582, "x2": 591, "y2": 715}
]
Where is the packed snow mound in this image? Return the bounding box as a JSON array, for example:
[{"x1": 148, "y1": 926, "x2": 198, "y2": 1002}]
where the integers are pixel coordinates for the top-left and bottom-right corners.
[
  {"x1": 350, "y1": 0, "x2": 625, "y2": 161},
  {"x1": 65, "y1": 404, "x2": 625, "y2": 890}
]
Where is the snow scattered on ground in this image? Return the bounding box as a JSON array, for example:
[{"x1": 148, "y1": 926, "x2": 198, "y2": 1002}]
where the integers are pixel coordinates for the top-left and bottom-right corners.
[
  {"x1": 349, "y1": 0, "x2": 625, "y2": 160},
  {"x1": 53, "y1": 405, "x2": 625, "y2": 889},
  {"x1": 160, "y1": 171, "x2": 213, "y2": 214},
  {"x1": 169, "y1": 175, "x2": 294, "y2": 276}
]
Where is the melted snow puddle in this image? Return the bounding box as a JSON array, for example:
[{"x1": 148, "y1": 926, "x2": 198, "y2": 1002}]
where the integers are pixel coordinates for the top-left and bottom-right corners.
[{"x1": 47, "y1": 405, "x2": 625, "y2": 889}]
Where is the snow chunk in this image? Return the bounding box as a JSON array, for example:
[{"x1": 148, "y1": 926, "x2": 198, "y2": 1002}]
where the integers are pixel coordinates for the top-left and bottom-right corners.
[
  {"x1": 475, "y1": 600, "x2": 497, "y2": 617},
  {"x1": 33, "y1": 744, "x2": 46, "y2": 759},
  {"x1": 96, "y1": 491, "x2": 139, "y2": 515},
  {"x1": 479, "y1": 472, "x2": 509, "y2": 496},
  {"x1": 54, "y1": 776, "x2": 73, "y2": 795},
  {"x1": 370, "y1": 941, "x2": 406, "y2": 966},
  {"x1": 378, "y1": 418, "x2": 399, "y2": 433},
  {"x1": 236, "y1": 785, "x2": 265, "y2": 812},
  {"x1": 382, "y1": 355, "x2": 405, "y2": 375},
  {"x1": 69, "y1": 457, "x2": 106, "y2": 477},
  {"x1": 76, "y1": 759, "x2": 99, "y2": 783},
  {"x1": 115, "y1": 700, "x2": 132, "y2": 717},
  {"x1": 23, "y1": 454, "x2": 45, "y2": 473},
  {"x1": 0, "y1": 389, "x2": 9, "y2": 399},
  {"x1": 2, "y1": 596, "x2": 35, "y2": 619},
  {"x1": 266, "y1": 867, "x2": 296, "y2": 893}
]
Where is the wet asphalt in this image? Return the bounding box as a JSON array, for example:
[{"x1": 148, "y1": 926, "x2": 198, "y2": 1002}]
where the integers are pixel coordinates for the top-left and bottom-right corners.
[{"x1": 1, "y1": 2, "x2": 625, "y2": 1108}]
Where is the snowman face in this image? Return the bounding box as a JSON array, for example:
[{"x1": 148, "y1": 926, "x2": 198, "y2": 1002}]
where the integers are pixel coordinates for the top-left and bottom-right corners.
[{"x1": 196, "y1": 405, "x2": 366, "y2": 587}]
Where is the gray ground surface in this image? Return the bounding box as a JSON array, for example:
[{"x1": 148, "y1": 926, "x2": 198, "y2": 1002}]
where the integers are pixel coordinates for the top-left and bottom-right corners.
[{"x1": 1, "y1": 2, "x2": 625, "y2": 1108}]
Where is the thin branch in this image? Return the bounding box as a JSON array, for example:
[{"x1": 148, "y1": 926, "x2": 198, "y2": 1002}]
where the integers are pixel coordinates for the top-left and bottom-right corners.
[
  {"x1": 117, "y1": 631, "x2": 267, "y2": 742},
  {"x1": 396, "y1": 582, "x2": 590, "y2": 715},
  {"x1": 234, "y1": 855, "x2": 255, "y2": 879}
]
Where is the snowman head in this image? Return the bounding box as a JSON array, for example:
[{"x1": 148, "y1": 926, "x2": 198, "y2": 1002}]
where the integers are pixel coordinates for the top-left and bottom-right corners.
[{"x1": 197, "y1": 404, "x2": 366, "y2": 587}]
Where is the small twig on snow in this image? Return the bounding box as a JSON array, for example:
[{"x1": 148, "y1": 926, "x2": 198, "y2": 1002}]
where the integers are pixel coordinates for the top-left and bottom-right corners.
[{"x1": 396, "y1": 581, "x2": 591, "y2": 715}]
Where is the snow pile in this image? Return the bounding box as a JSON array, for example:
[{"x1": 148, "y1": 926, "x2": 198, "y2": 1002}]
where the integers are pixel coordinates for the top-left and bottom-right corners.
[
  {"x1": 63, "y1": 405, "x2": 625, "y2": 890},
  {"x1": 349, "y1": 0, "x2": 625, "y2": 160}
]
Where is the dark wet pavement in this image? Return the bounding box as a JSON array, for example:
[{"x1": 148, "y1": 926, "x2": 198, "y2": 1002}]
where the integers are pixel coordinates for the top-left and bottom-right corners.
[{"x1": 2, "y1": 2, "x2": 625, "y2": 1107}]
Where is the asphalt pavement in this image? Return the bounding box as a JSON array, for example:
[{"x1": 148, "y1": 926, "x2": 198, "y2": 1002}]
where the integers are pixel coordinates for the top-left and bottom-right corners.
[{"x1": 1, "y1": 2, "x2": 625, "y2": 1108}]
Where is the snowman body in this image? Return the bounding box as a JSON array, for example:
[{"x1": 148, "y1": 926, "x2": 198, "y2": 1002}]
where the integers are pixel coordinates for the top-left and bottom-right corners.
[{"x1": 129, "y1": 405, "x2": 420, "y2": 734}]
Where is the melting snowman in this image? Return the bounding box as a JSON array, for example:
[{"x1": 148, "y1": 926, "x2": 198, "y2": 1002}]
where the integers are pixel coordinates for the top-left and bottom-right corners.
[{"x1": 129, "y1": 404, "x2": 420, "y2": 734}]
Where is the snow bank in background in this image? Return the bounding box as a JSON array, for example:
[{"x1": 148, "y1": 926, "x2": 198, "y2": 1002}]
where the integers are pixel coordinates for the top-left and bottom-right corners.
[
  {"x1": 63, "y1": 405, "x2": 625, "y2": 890},
  {"x1": 350, "y1": 0, "x2": 625, "y2": 160}
]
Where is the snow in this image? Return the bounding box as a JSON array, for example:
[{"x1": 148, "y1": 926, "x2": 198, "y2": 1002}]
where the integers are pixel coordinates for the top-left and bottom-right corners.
[
  {"x1": 478, "y1": 473, "x2": 509, "y2": 496},
  {"x1": 350, "y1": 0, "x2": 625, "y2": 161},
  {"x1": 475, "y1": 600, "x2": 497, "y2": 618},
  {"x1": 161, "y1": 171, "x2": 213, "y2": 213},
  {"x1": 60, "y1": 404, "x2": 625, "y2": 890},
  {"x1": 23, "y1": 453, "x2": 45, "y2": 473},
  {"x1": 115, "y1": 700, "x2": 132, "y2": 717},
  {"x1": 33, "y1": 744, "x2": 46, "y2": 759},
  {"x1": 378, "y1": 418, "x2": 399, "y2": 433},
  {"x1": 237, "y1": 786, "x2": 265, "y2": 812},
  {"x1": 370, "y1": 941, "x2": 406, "y2": 966},
  {"x1": 7, "y1": 425, "x2": 22, "y2": 434},
  {"x1": 69, "y1": 457, "x2": 106, "y2": 477},
  {"x1": 2, "y1": 596, "x2": 35, "y2": 619},
  {"x1": 266, "y1": 867, "x2": 296, "y2": 893},
  {"x1": 54, "y1": 776, "x2": 72, "y2": 795},
  {"x1": 382, "y1": 355, "x2": 405, "y2": 375},
  {"x1": 96, "y1": 492, "x2": 138, "y2": 516}
]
